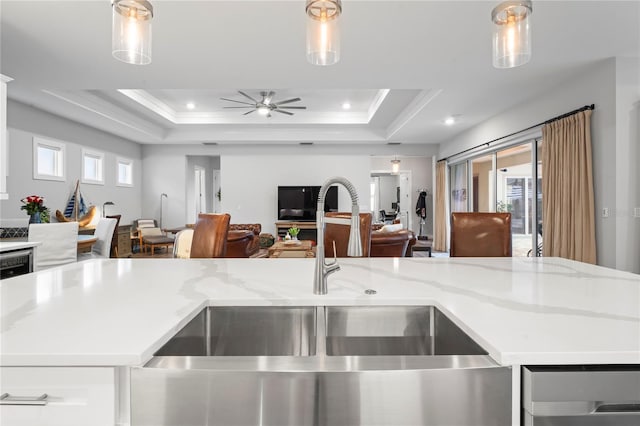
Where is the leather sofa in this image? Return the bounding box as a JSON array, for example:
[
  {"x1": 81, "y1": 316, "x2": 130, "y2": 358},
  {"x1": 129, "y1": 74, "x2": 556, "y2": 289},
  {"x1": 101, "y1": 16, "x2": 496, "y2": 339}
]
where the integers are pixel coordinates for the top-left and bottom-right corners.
[
  {"x1": 370, "y1": 229, "x2": 416, "y2": 257},
  {"x1": 370, "y1": 224, "x2": 416, "y2": 257},
  {"x1": 323, "y1": 212, "x2": 373, "y2": 258},
  {"x1": 225, "y1": 224, "x2": 261, "y2": 258}
]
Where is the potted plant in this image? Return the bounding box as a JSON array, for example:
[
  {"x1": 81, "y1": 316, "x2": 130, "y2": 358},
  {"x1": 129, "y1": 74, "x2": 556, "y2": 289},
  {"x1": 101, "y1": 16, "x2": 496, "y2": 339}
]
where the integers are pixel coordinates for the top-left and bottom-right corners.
[
  {"x1": 287, "y1": 227, "x2": 300, "y2": 240},
  {"x1": 21, "y1": 195, "x2": 50, "y2": 223}
]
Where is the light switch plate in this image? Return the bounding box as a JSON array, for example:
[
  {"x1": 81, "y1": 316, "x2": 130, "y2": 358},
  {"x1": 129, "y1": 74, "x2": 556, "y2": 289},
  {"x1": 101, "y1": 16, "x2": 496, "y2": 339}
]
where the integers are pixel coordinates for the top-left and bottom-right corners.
[
  {"x1": 634, "y1": 207, "x2": 640, "y2": 218},
  {"x1": 602, "y1": 207, "x2": 609, "y2": 218}
]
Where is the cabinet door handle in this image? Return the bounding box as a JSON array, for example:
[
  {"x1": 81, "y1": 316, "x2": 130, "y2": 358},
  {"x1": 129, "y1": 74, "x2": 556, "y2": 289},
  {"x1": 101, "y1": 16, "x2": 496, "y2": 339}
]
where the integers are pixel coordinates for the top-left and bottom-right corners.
[{"x1": 0, "y1": 392, "x2": 48, "y2": 406}]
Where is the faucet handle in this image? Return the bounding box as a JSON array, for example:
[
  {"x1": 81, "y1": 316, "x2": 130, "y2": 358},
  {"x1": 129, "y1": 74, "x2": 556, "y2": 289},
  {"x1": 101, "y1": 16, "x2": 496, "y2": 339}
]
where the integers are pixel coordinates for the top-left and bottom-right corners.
[{"x1": 324, "y1": 240, "x2": 339, "y2": 267}]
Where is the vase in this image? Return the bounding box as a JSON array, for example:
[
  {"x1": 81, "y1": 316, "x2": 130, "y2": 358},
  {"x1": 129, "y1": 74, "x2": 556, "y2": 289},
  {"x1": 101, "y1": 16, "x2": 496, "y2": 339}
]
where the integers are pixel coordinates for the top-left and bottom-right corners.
[{"x1": 29, "y1": 212, "x2": 41, "y2": 224}]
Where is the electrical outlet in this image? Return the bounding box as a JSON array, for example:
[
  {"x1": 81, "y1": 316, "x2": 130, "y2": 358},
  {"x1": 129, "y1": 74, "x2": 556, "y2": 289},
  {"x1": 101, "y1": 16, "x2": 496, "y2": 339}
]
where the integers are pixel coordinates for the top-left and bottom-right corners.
[
  {"x1": 634, "y1": 207, "x2": 640, "y2": 218},
  {"x1": 602, "y1": 207, "x2": 609, "y2": 218}
]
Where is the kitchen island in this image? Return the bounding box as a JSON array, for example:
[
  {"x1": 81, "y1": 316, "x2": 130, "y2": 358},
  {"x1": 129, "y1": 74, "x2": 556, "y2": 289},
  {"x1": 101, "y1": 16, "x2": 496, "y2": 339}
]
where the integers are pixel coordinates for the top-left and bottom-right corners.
[{"x1": 1, "y1": 257, "x2": 639, "y2": 425}]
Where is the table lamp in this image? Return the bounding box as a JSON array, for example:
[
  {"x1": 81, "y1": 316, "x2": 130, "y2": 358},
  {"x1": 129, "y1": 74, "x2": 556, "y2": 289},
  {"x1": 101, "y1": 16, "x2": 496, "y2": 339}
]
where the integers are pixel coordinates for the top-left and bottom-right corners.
[{"x1": 103, "y1": 201, "x2": 115, "y2": 217}]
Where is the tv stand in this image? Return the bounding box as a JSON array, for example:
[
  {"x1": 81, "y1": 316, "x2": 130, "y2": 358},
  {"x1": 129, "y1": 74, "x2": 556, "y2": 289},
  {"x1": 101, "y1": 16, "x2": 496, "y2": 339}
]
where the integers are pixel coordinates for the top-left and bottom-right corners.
[{"x1": 275, "y1": 221, "x2": 317, "y2": 241}]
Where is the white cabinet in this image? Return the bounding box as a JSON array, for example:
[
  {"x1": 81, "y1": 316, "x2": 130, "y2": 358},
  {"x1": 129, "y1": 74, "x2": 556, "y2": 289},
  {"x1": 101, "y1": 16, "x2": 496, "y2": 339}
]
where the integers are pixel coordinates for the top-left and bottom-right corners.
[
  {"x1": 0, "y1": 367, "x2": 116, "y2": 426},
  {"x1": 0, "y1": 74, "x2": 11, "y2": 200}
]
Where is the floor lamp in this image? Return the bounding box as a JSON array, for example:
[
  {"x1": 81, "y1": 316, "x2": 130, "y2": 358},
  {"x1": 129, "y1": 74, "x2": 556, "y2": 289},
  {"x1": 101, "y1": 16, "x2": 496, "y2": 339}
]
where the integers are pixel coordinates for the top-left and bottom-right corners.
[{"x1": 160, "y1": 193, "x2": 167, "y2": 229}]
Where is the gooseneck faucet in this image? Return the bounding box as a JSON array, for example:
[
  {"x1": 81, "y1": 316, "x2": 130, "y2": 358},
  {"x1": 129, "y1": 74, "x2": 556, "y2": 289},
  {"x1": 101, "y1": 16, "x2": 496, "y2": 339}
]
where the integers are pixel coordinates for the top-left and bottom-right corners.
[{"x1": 314, "y1": 177, "x2": 362, "y2": 295}]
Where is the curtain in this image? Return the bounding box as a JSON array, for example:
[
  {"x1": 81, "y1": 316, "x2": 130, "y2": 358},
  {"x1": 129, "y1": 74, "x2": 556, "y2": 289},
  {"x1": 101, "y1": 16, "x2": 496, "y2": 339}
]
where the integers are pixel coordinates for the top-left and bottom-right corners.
[
  {"x1": 434, "y1": 160, "x2": 447, "y2": 252},
  {"x1": 541, "y1": 110, "x2": 596, "y2": 263}
]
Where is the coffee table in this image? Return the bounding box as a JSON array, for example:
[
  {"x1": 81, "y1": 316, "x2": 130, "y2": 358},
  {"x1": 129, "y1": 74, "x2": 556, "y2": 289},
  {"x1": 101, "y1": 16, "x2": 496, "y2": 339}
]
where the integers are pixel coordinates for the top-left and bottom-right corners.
[{"x1": 268, "y1": 240, "x2": 314, "y2": 258}]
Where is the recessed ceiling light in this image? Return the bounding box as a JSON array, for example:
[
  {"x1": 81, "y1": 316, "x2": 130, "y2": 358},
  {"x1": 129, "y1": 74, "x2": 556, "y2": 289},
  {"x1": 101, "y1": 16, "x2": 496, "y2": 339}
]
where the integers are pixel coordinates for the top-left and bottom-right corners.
[
  {"x1": 444, "y1": 116, "x2": 456, "y2": 125},
  {"x1": 186, "y1": 102, "x2": 195, "y2": 110},
  {"x1": 342, "y1": 102, "x2": 351, "y2": 110}
]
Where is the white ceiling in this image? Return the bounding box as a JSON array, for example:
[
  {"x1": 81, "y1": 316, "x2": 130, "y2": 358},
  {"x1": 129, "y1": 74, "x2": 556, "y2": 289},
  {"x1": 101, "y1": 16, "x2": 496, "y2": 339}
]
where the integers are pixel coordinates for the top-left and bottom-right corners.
[{"x1": 1, "y1": 0, "x2": 639, "y2": 146}]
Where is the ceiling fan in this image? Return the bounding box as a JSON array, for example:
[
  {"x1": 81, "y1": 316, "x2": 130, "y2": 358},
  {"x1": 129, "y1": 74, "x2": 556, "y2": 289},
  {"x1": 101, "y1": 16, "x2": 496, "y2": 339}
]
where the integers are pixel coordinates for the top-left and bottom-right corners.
[{"x1": 220, "y1": 91, "x2": 307, "y2": 117}]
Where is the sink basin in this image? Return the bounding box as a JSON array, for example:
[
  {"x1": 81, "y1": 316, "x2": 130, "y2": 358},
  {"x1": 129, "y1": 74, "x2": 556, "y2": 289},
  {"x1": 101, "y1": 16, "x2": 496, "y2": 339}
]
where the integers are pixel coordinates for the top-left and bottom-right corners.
[
  {"x1": 135, "y1": 306, "x2": 510, "y2": 426},
  {"x1": 324, "y1": 306, "x2": 487, "y2": 356},
  {"x1": 155, "y1": 306, "x2": 316, "y2": 356}
]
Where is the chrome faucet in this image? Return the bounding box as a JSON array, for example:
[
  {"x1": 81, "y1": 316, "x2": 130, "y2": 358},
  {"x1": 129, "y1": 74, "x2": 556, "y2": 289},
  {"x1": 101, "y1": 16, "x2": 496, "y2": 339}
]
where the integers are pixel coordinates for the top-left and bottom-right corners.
[{"x1": 314, "y1": 177, "x2": 362, "y2": 295}]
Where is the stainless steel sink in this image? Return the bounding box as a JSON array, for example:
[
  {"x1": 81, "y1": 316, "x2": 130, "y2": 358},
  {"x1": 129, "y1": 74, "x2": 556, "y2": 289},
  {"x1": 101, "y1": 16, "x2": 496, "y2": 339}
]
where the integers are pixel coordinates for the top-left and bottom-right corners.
[
  {"x1": 155, "y1": 306, "x2": 316, "y2": 356},
  {"x1": 133, "y1": 306, "x2": 511, "y2": 426},
  {"x1": 324, "y1": 305, "x2": 487, "y2": 356}
]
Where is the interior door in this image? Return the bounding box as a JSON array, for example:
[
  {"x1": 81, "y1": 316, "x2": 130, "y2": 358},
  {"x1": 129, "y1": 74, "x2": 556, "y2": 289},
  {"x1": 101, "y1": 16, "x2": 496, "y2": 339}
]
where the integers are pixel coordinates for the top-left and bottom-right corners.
[
  {"x1": 398, "y1": 171, "x2": 411, "y2": 230},
  {"x1": 194, "y1": 166, "x2": 206, "y2": 221}
]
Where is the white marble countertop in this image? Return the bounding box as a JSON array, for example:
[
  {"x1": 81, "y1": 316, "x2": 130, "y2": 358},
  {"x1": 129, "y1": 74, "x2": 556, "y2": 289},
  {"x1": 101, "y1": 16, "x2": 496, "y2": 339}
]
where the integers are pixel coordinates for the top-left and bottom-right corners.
[
  {"x1": 1, "y1": 257, "x2": 638, "y2": 367},
  {"x1": 0, "y1": 241, "x2": 39, "y2": 252}
]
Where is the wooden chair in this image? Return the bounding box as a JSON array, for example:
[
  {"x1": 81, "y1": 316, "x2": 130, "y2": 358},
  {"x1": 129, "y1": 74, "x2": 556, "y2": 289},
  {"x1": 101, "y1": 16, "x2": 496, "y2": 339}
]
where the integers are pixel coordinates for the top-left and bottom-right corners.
[
  {"x1": 106, "y1": 214, "x2": 121, "y2": 258},
  {"x1": 450, "y1": 212, "x2": 512, "y2": 257},
  {"x1": 323, "y1": 212, "x2": 372, "y2": 258},
  {"x1": 190, "y1": 213, "x2": 231, "y2": 258},
  {"x1": 133, "y1": 218, "x2": 174, "y2": 255}
]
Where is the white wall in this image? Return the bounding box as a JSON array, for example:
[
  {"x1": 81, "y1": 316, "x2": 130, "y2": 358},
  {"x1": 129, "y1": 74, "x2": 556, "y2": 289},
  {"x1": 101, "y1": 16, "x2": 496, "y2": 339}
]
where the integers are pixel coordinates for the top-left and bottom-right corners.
[
  {"x1": 1, "y1": 100, "x2": 142, "y2": 226},
  {"x1": 141, "y1": 149, "x2": 186, "y2": 230},
  {"x1": 221, "y1": 155, "x2": 372, "y2": 236},
  {"x1": 141, "y1": 144, "x2": 438, "y2": 232},
  {"x1": 615, "y1": 57, "x2": 640, "y2": 273},
  {"x1": 438, "y1": 59, "x2": 627, "y2": 269}
]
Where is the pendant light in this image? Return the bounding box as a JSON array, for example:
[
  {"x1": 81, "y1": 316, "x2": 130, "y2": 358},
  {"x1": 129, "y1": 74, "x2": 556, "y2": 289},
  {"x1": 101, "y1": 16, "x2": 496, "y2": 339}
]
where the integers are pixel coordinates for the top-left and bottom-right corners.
[
  {"x1": 112, "y1": 0, "x2": 154, "y2": 65},
  {"x1": 491, "y1": 1, "x2": 532, "y2": 68},
  {"x1": 391, "y1": 158, "x2": 401, "y2": 174},
  {"x1": 306, "y1": 0, "x2": 342, "y2": 66}
]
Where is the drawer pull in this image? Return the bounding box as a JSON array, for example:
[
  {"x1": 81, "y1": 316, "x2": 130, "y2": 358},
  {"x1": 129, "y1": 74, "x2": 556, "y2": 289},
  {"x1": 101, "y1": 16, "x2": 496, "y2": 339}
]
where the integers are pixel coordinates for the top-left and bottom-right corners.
[{"x1": 0, "y1": 392, "x2": 48, "y2": 406}]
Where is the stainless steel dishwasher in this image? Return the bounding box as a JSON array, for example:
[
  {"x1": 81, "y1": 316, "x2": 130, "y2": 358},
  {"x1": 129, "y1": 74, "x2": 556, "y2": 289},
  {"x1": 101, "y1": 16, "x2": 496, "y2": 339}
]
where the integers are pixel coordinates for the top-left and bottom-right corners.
[{"x1": 522, "y1": 365, "x2": 640, "y2": 425}]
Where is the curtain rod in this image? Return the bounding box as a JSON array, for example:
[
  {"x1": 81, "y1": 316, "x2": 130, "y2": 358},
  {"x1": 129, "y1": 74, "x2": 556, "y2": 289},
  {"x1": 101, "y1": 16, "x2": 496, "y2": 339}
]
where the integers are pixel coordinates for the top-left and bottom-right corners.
[{"x1": 439, "y1": 104, "x2": 595, "y2": 162}]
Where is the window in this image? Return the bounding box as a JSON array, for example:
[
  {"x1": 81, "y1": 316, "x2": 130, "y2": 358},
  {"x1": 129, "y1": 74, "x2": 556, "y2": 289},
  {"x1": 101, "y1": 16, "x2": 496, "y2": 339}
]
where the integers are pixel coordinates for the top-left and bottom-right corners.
[
  {"x1": 33, "y1": 137, "x2": 65, "y2": 181},
  {"x1": 117, "y1": 157, "x2": 133, "y2": 187},
  {"x1": 81, "y1": 149, "x2": 104, "y2": 185}
]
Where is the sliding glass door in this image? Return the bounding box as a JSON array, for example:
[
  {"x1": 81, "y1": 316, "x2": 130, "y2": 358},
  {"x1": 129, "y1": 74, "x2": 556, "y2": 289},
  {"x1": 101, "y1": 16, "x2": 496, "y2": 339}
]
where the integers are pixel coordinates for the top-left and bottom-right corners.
[
  {"x1": 447, "y1": 138, "x2": 543, "y2": 257},
  {"x1": 496, "y1": 144, "x2": 534, "y2": 256},
  {"x1": 450, "y1": 163, "x2": 468, "y2": 213}
]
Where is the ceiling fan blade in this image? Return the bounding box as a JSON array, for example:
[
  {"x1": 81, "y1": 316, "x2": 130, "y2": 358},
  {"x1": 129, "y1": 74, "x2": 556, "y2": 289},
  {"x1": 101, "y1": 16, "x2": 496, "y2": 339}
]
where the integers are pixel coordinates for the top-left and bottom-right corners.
[
  {"x1": 273, "y1": 109, "x2": 294, "y2": 116},
  {"x1": 278, "y1": 106, "x2": 307, "y2": 109},
  {"x1": 243, "y1": 109, "x2": 256, "y2": 115},
  {"x1": 274, "y1": 97, "x2": 301, "y2": 106},
  {"x1": 238, "y1": 90, "x2": 259, "y2": 104},
  {"x1": 223, "y1": 106, "x2": 255, "y2": 109},
  {"x1": 220, "y1": 98, "x2": 255, "y2": 106},
  {"x1": 264, "y1": 91, "x2": 275, "y2": 104}
]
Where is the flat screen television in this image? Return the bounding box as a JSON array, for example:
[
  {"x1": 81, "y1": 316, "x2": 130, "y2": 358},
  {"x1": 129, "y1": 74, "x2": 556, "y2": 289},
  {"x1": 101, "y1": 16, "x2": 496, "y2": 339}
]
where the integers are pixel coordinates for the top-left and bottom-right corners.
[{"x1": 277, "y1": 186, "x2": 338, "y2": 221}]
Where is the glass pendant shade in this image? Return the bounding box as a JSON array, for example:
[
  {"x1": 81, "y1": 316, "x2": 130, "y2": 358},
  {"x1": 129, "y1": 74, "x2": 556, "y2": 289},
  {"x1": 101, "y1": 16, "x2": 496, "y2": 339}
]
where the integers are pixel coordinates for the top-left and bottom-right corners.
[
  {"x1": 391, "y1": 159, "x2": 400, "y2": 174},
  {"x1": 112, "y1": 0, "x2": 153, "y2": 65},
  {"x1": 492, "y1": 0, "x2": 532, "y2": 68},
  {"x1": 306, "y1": 0, "x2": 342, "y2": 66}
]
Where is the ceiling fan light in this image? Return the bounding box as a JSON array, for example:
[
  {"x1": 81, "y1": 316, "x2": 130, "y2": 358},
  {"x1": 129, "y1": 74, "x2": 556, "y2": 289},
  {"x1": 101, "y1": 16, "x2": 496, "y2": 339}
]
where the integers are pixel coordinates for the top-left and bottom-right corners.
[
  {"x1": 492, "y1": 0, "x2": 532, "y2": 69},
  {"x1": 258, "y1": 106, "x2": 270, "y2": 115},
  {"x1": 112, "y1": 0, "x2": 153, "y2": 65},
  {"x1": 306, "y1": 0, "x2": 342, "y2": 66}
]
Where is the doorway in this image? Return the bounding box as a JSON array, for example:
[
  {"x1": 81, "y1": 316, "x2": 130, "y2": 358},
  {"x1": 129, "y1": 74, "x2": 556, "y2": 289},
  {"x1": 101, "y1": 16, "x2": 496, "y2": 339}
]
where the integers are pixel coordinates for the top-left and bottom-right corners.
[
  {"x1": 370, "y1": 170, "x2": 412, "y2": 230},
  {"x1": 194, "y1": 166, "x2": 206, "y2": 221}
]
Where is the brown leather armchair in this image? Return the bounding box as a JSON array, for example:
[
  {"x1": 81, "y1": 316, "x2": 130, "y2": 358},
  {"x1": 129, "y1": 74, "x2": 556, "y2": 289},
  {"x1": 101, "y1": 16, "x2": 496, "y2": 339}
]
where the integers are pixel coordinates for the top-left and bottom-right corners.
[
  {"x1": 323, "y1": 212, "x2": 372, "y2": 258},
  {"x1": 225, "y1": 230, "x2": 257, "y2": 258},
  {"x1": 191, "y1": 213, "x2": 231, "y2": 258},
  {"x1": 371, "y1": 229, "x2": 416, "y2": 257},
  {"x1": 450, "y1": 212, "x2": 512, "y2": 257},
  {"x1": 227, "y1": 224, "x2": 261, "y2": 257}
]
